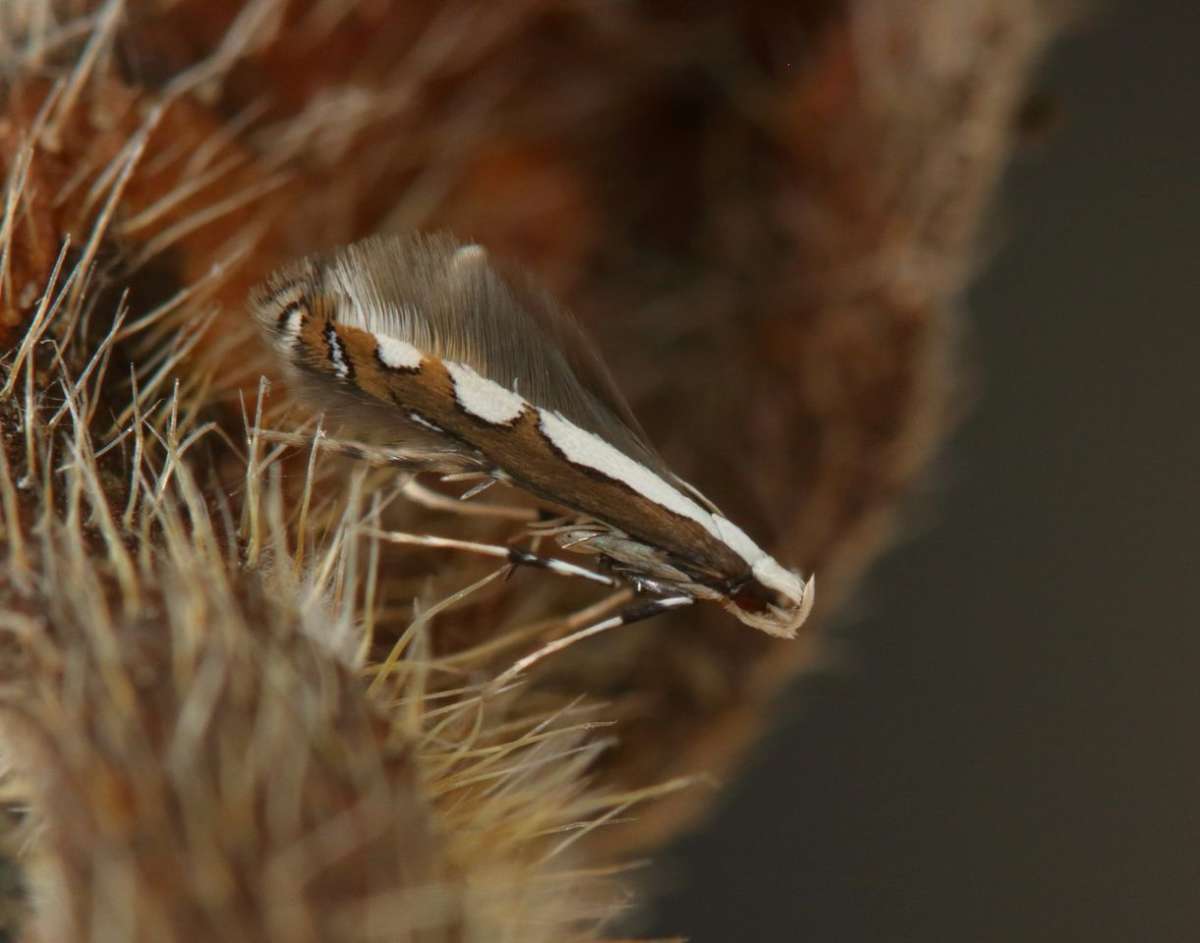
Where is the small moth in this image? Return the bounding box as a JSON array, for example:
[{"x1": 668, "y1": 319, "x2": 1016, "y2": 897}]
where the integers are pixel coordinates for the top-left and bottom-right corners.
[{"x1": 251, "y1": 233, "x2": 814, "y2": 639}]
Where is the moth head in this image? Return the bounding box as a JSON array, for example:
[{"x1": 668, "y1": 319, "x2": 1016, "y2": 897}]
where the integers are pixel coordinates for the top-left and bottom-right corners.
[
  {"x1": 700, "y1": 516, "x2": 815, "y2": 638},
  {"x1": 723, "y1": 558, "x2": 815, "y2": 639}
]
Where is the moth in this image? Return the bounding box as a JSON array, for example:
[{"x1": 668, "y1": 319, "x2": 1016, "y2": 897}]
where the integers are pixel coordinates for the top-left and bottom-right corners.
[{"x1": 250, "y1": 233, "x2": 814, "y2": 641}]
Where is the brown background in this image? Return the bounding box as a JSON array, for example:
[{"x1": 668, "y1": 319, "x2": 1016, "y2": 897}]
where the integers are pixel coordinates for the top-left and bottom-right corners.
[{"x1": 647, "y1": 3, "x2": 1200, "y2": 941}]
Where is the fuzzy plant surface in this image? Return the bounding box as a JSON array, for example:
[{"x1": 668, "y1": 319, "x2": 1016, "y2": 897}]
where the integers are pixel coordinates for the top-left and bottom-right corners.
[{"x1": 0, "y1": 1, "x2": 1053, "y2": 940}]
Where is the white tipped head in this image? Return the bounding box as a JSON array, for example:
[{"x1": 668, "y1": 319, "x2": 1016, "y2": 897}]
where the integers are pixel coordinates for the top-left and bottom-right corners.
[
  {"x1": 723, "y1": 561, "x2": 814, "y2": 638},
  {"x1": 705, "y1": 517, "x2": 815, "y2": 637}
]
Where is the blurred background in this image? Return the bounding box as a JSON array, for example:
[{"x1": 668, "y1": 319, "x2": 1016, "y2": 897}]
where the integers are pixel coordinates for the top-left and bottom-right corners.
[{"x1": 649, "y1": 3, "x2": 1200, "y2": 941}]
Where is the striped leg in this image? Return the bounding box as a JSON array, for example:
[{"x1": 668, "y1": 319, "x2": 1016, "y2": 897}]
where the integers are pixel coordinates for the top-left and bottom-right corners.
[
  {"x1": 256, "y1": 426, "x2": 547, "y2": 522},
  {"x1": 362, "y1": 527, "x2": 619, "y2": 588},
  {"x1": 253, "y1": 426, "x2": 482, "y2": 475},
  {"x1": 490, "y1": 595, "x2": 694, "y2": 689},
  {"x1": 399, "y1": 477, "x2": 542, "y2": 523}
]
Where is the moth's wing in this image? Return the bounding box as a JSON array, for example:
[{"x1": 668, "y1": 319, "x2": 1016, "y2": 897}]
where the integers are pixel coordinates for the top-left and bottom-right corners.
[
  {"x1": 252, "y1": 235, "x2": 660, "y2": 471},
  {"x1": 484, "y1": 253, "x2": 667, "y2": 470},
  {"x1": 329, "y1": 233, "x2": 672, "y2": 478}
]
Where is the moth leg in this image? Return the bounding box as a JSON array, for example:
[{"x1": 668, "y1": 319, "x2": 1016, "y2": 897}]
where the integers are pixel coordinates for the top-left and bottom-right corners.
[
  {"x1": 440, "y1": 471, "x2": 499, "y2": 499},
  {"x1": 457, "y1": 476, "x2": 496, "y2": 501},
  {"x1": 362, "y1": 527, "x2": 619, "y2": 588},
  {"x1": 490, "y1": 595, "x2": 694, "y2": 689},
  {"x1": 399, "y1": 477, "x2": 540, "y2": 523},
  {"x1": 253, "y1": 427, "x2": 482, "y2": 475}
]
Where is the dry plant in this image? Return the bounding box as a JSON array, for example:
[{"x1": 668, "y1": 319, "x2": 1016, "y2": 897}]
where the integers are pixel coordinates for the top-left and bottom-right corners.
[{"x1": 0, "y1": 1, "x2": 1054, "y2": 939}]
